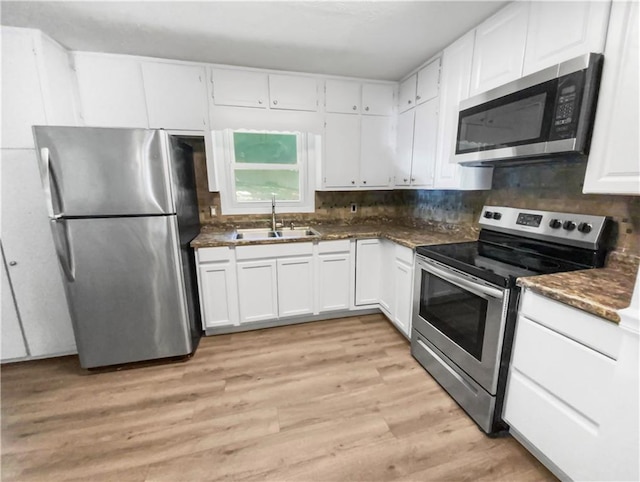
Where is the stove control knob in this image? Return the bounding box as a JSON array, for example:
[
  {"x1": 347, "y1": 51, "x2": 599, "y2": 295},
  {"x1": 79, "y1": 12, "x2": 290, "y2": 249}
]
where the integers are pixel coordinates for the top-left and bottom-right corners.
[
  {"x1": 492, "y1": 212, "x2": 502, "y2": 220},
  {"x1": 549, "y1": 219, "x2": 562, "y2": 229},
  {"x1": 484, "y1": 211, "x2": 493, "y2": 219},
  {"x1": 578, "y1": 222, "x2": 593, "y2": 234},
  {"x1": 563, "y1": 220, "x2": 576, "y2": 231}
]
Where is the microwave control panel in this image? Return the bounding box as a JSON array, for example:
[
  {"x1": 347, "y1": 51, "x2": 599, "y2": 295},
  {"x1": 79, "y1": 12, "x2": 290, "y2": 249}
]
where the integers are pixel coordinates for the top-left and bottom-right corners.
[{"x1": 549, "y1": 70, "x2": 584, "y2": 140}]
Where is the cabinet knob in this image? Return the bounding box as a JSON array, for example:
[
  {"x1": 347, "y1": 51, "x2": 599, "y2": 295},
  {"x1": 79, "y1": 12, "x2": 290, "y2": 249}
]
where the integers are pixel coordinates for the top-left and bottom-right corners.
[
  {"x1": 351, "y1": 180, "x2": 355, "y2": 184},
  {"x1": 411, "y1": 177, "x2": 415, "y2": 182},
  {"x1": 9, "y1": 261, "x2": 17, "y2": 266},
  {"x1": 408, "y1": 100, "x2": 412, "y2": 104},
  {"x1": 352, "y1": 105, "x2": 357, "y2": 111},
  {"x1": 258, "y1": 100, "x2": 263, "y2": 105},
  {"x1": 416, "y1": 95, "x2": 421, "y2": 101},
  {"x1": 363, "y1": 180, "x2": 367, "y2": 184},
  {"x1": 365, "y1": 106, "x2": 369, "y2": 111},
  {"x1": 273, "y1": 100, "x2": 278, "y2": 105}
]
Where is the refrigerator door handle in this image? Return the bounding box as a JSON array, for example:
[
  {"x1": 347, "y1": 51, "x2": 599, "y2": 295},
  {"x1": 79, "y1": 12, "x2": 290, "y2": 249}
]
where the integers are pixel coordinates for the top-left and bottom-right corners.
[
  {"x1": 39, "y1": 148, "x2": 62, "y2": 220},
  {"x1": 51, "y1": 219, "x2": 76, "y2": 282}
]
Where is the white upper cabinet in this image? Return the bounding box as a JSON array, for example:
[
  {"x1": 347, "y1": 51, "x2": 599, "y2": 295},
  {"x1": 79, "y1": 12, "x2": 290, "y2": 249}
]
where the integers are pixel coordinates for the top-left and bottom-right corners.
[
  {"x1": 523, "y1": 1, "x2": 611, "y2": 76},
  {"x1": 469, "y1": 2, "x2": 529, "y2": 97},
  {"x1": 325, "y1": 80, "x2": 361, "y2": 114},
  {"x1": 75, "y1": 53, "x2": 149, "y2": 128},
  {"x1": 411, "y1": 98, "x2": 439, "y2": 187},
  {"x1": 268, "y1": 74, "x2": 318, "y2": 111},
  {"x1": 398, "y1": 74, "x2": 417, "y2": 113},
  {"x1": 211, "y1": 68, "x2": 268, "y2": 108},
  {"x1": 416, "y1": 58, "x2": 441, "y2": 105},
  {"x1": 324, "y1": 113, "x2": 361, "y2": 188},
  {"x1": 435, "y1": 30, "x2": 493, "y2": 190},
  {"x1": 360, "y1": 116, "x2": 392, "y2": 187},
  {"x1": 1, "y1": 27, "x2": 79, "y2": 148},
  {"x1": 141, "y1": 62, "x2": 208, "y2": 130},
  {"x1": 583, "y1": 0, "x2": 639, "y2": 195},
  {"x1": 394, "y1": 109, "x2": 415, "y2": 187},
  {"x1": 361, "y1": 83, "x2": 394, "y2": 115}
]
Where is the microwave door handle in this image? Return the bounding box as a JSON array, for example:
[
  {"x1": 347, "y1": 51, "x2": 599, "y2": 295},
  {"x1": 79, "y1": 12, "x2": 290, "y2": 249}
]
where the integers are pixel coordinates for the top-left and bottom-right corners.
[{"x1": 419, "y1": 260, "x2": 504, "y2": 300}]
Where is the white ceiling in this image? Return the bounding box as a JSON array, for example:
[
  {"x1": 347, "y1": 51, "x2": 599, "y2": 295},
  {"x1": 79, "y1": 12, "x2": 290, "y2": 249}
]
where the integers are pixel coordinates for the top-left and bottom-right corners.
[{"x1": 0, "y1": 1, "x2": 508, "y2": 80}]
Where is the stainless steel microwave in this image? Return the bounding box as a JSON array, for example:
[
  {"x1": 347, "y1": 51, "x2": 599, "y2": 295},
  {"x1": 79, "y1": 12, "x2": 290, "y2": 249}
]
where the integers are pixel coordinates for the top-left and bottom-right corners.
[{"x1": 454, "y1": 53, "x2": 603, "y2": 166}]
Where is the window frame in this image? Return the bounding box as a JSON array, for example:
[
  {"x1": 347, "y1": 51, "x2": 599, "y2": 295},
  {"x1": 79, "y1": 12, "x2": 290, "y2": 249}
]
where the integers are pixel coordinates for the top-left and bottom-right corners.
[{"x1": 216, "y1": 129, "x2": 317, "y2": 215}]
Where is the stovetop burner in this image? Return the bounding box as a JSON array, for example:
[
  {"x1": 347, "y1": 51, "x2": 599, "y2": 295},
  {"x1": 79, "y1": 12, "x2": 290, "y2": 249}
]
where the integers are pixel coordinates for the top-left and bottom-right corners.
[{"x1": 415, "y1": 206, "x2": 611, "y2": 288}]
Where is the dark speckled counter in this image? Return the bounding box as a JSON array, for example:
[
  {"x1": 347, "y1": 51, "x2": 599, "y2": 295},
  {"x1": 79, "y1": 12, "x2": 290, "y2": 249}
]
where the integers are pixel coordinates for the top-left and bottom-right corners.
[
  {"x1": 190, "y1": 223, "x2": 478, "y2": 250},
  {"x1": 517, "y1": 251, "x2": 640, "y2": 324}
]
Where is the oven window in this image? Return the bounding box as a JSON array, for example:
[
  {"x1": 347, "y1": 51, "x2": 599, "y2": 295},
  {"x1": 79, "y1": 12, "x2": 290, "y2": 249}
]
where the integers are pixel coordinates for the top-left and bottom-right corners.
[{"x1": 419, "y1": 271, "x2": 487, "y2": 360}]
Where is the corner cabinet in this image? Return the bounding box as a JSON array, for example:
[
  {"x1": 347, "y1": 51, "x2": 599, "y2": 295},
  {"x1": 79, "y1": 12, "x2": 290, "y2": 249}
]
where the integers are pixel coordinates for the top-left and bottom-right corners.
[
  {"x1": 583, "y1": 0, "x2": 639, "y2": 195},
  {"x1": 379, "y1": 240, "x2": 414, "y2": 338},
  {"x1": 354, "y1": 239, "x2": 382, "y2": 306}
]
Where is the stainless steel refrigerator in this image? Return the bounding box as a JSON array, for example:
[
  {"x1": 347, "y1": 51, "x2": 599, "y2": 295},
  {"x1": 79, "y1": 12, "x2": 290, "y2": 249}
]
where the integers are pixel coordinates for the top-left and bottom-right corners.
[{"x1": 33, "y1": 126, "x2": 202, "y2": 369}]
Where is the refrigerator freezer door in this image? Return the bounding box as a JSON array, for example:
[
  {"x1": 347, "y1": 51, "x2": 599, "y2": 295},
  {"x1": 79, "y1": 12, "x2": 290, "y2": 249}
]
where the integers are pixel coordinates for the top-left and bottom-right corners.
[
  {"x1": 58, "y1": 215, "x2": 193, "y2": 368},
  {"x1": 33, "y1": 127, "x2": 174, "y2": 217}
]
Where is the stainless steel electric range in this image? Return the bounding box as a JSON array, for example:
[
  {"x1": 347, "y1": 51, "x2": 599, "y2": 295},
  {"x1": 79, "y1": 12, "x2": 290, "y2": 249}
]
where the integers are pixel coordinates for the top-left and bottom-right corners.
[{"x1": 411, "y1": 205, "x2": 613, "y2": 435}]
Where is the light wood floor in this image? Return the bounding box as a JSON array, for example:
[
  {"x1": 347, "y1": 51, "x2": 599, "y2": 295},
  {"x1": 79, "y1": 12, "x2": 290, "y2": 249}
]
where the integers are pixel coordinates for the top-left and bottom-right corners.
[{"x1": 1, "y1": 314, "x2": 555, "y2": 481}]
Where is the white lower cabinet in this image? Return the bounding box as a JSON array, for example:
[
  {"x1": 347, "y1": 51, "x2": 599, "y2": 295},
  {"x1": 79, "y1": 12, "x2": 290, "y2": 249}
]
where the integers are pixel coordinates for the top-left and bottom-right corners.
[
  {"x1": 504, "y1": 289, "x2": 637, "y2": 481},
  {"x1": 196, "y1": 247, "x2": 240, "y2": 329},
  {"x1": 316, "y1": 240, "x2": 352, "y2": 313},
  {"x1": 355, "y1": 239, "x2": 382, "y2": 306},
  {"x1": 1, "y1": 254, "x2": 28, "y2": 361},
  {"x1": 277, "y1": 256, "x2": 314, "y2": 318},
  {"x1": 237, "y1": 259, "x2": 279, "y2": 323},
  {"x1": 379, "y1": 240, "x2": 414, "y2": 337}
]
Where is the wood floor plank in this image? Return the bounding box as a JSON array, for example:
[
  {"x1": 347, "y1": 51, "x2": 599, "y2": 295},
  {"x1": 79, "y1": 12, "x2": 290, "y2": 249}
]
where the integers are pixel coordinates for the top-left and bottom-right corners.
[{"x1": 1, "y1": 314, "x2": 555, "y2": 481}]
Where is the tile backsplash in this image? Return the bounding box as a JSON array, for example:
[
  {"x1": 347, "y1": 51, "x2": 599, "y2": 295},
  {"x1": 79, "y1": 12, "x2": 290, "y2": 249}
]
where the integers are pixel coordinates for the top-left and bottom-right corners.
[{"x1": 194, "y1": 150, "x2": 638, "y2": 253}]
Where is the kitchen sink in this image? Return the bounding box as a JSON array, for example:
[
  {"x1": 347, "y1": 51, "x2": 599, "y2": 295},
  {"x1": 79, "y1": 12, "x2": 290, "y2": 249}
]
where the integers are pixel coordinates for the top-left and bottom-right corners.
[
  {"x1": 233, "y1": 227, "x2": 320, "y2": 240},
  {"x1": 276, "y1": 227, "x2": 320, "y2": 238}
]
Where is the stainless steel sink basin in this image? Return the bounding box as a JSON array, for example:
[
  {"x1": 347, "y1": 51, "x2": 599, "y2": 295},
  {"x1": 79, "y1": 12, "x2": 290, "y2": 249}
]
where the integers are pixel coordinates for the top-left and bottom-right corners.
[
  {"x1": 233, "y1": 227, "x2": 320, "y2": 240},
  {"x1": 276, "y1": 227, "x2": 320, "y2": 238},
  {"x1": 234, "y1": 228, "x2": 278, "y2": 240}
]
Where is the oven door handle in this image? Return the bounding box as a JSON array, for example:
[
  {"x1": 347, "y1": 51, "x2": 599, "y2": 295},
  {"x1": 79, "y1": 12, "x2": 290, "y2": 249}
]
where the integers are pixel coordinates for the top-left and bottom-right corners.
[{"x1": 418, "y1": 260, "x2": 504, "y2": 301}]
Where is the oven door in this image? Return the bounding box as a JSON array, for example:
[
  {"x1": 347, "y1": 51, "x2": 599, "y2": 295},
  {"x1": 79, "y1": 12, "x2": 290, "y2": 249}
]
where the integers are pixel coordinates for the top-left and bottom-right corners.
[{"x1": 413, "y1": 255, "x2": 509, "y2": 395}]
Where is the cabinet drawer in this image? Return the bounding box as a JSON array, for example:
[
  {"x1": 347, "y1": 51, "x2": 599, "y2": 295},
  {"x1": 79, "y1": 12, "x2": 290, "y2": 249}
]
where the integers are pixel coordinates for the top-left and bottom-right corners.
[
  {"x1": 519, "y1": 290, "x2": 621, "y2": 359},
  {"x1": 512, "y1": 315, "x2": 615, "y2": 424},
  {"x1": 317, "y1": 239, "x2": 350, "y2": 254},
  {"x1": 236, "y1": 242, "x2": 313, "y2": 260},
  {"x1": 504, "y1": 369, "x2": 598, "y2": 481},
  {"x1": 197, "y1": 246, "x2": 233, "y2": 263}
]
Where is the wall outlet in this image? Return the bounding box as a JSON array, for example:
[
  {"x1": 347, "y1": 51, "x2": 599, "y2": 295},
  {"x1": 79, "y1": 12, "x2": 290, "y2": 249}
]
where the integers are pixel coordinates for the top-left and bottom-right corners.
[
  {"x1": 350, "y1": 203, "x2": 357, "y2": 213},
  {"x1": 209, "y1": 206, "x2": 217, "y2": 216}
]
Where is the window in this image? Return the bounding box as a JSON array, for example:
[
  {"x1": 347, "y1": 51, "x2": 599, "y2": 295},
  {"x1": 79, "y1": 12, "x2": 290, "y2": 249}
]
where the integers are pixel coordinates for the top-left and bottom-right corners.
[{"x1": 217, "y1": 129, "x2": 317, "y2": 215}]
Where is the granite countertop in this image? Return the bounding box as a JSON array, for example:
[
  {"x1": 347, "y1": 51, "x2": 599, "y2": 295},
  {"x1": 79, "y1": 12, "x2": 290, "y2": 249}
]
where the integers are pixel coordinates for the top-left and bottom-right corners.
[
  {"x1": 191, "y1": 222, "x2": 639, "y2": 325},
  {"x1": 190, "y1": 222, "x2": 478, "y2": 250},
  {"x1": 517, "y1": 251, "x2": 640, "y2": 324}
]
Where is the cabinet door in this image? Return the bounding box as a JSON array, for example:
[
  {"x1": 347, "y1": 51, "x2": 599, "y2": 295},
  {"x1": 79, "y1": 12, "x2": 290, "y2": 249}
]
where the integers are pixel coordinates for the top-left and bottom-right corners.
[
  {"x1": 277, "y1": 256, "x2": 314, "y2": 317},
  {"x1": 1, "y1": 27, "x2": 46, "y2": 148},
  {"x1": 416, "y1": 59, "x2": 441, "y2": 105},
  {"x1": 469, "y1": 2, "x2": 529, "y2": 96},
  {"x1": 394, "y1": 109, "x2": 415, "y2": 187},
  {"x1": 199, "y1": 263, "x2": 239, "y2": 329},
  {"x1": 317, "y1": 254, "x2": 351, "y2": 312},
  {"x1": 1, "y1": 150, "x2": 76, "y2": 358},
  {"x1": 523, "y1": 1, "x2": 611, "y2": 76},
  {"x1": 583, "y1": 1, "x2": 639, "y2": 195},
  {"x1": 323, "y1": 113, "x2": 360, "y2": 188},
  {"x1": 362, "y1": 83, "x2": 394, "y2": 116},
  {"x1": 398, "y1": 74, "x2": 417, "y2": 113},
  {"x1": 142, "y1": 62, "x2": 208, "y2": 130},
  {"x1": 269, "y1": 74, "x2": 317, "y2": 111},
  {"x1": 434, "y1": 30, "x2": 474, "y2": 189},
  {"x1": 355, "y1": 239, "x2": 381, "y2": 306},
  {"x1": 392, "y1": 258, "x2": 413, "y2": 337},
  {"x1": 360, "y1": 116, "x2": 392, "y2": 188},
  {"x1": 411, "y1": 98, "x2": 438, "y2": 187},
  {"x1": 236, "y1": 260, "x2": 278, "y2": 323},
  {"x1": 378, "y1": 240, "x2": 394, "y2": 314},
  {"x1": 325, "y1": 80, "x2": 360, "y2": 114},
  {"x1": 74, "y1": 54, "x2": 149, "y2": 128},
  {"x1": 211, "y1": 68, "x2": 268, "y2": 108},
  {"x1": 1, "y1": 254, "x2": 27, "y2": 361}
]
